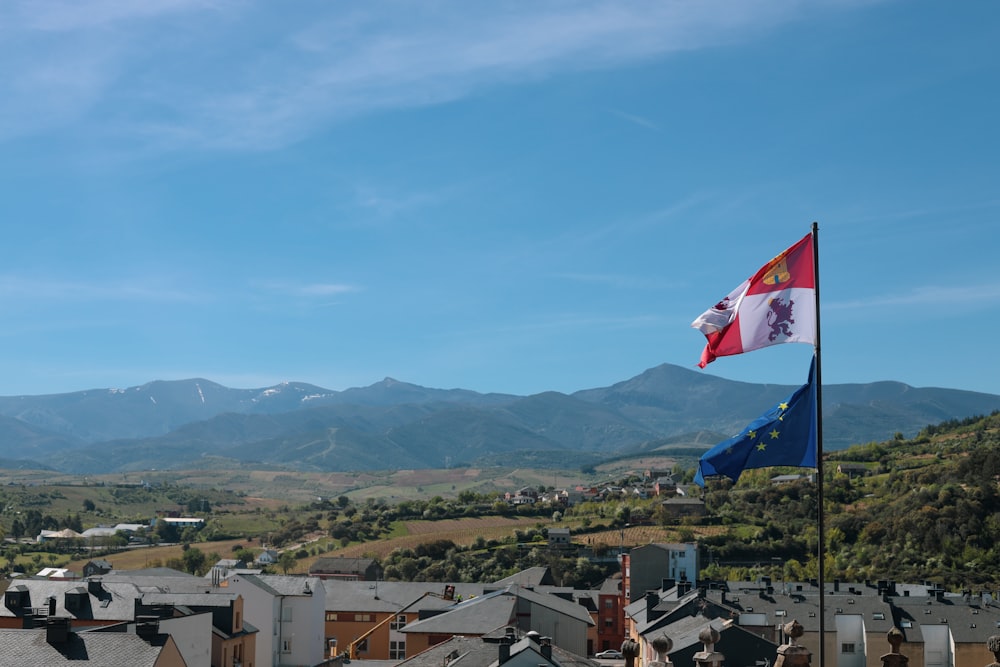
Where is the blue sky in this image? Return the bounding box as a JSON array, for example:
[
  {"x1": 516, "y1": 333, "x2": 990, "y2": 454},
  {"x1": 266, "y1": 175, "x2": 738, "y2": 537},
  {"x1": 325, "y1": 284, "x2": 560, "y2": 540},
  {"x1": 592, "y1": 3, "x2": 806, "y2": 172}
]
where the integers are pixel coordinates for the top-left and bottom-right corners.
[{"x1": 0, "y1": 0, "x2": 997, "y2": 398}]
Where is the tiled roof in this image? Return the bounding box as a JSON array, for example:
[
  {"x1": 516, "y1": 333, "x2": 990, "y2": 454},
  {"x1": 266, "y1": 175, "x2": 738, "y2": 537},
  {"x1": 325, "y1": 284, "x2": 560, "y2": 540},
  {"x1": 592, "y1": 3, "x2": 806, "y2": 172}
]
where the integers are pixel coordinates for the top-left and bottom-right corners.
[
  {"x1": 890, "y1": 594, "x2": 1000, "y2": 644},
  {"x1": 401, "y1": 590, "x2": 517, "y2": 635},
  {"x1": 512, "y1": 586, "x2": 594, "y2": 626},
  {"x1": 492, "y1": 567, "x2": 555, "y2": 587},
  {"x1": 141, "y1": 591, "x2": 238, "y2": 608},
  {"x1": 322, "y1": 580, "x2": 485, "y2": 612},
  {"x1": 398, "y1": 630, "x2": 596, "y2": 667},
  {"x1": 311, "y1": 557, "x2": 377, "y2": 573},
  {"x1": 0, "y1": 580, "x2": 139, "y2": 622},
  {"x1": 239, "y1": 573, "x2": 322, "y2": 597},
  {"x1": 0, "y1": 628, "x2": 167, "y2": 666}
]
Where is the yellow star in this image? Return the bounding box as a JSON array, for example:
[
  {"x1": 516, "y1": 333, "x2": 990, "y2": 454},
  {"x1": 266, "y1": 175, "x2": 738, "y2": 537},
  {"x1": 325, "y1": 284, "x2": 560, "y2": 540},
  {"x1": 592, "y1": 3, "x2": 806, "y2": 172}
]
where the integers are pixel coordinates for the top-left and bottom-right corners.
[
  {"x1": 778, "y1": 402, "x2": 789, "y2": 410},
  {"x1": 770, "y1": 428, "x2": 780, "y2": 439},
  {"x1": 725, "y1": 446, "x2": 734, "y2": 455},
  {"x1": 747, "y1": 429, "x2": 757, "y2": 440},
  {"x1": 756, "y1": 442, "x2": 766, "y2": 452}
]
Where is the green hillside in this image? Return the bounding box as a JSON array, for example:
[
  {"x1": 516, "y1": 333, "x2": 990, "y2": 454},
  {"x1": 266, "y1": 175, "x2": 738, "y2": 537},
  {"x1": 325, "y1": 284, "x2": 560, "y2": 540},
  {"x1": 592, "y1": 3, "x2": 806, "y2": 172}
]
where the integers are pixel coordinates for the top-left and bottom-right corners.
[{"x1": 700, "y1": 410, "x2": 1000, "y2": 588}]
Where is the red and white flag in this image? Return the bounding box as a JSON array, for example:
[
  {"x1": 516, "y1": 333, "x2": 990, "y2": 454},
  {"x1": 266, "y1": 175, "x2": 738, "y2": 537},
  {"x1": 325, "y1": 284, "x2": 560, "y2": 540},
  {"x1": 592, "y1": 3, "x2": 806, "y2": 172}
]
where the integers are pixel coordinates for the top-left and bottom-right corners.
[{"x1": 692, "y1": 233, "x2": 815, "y2": 368}]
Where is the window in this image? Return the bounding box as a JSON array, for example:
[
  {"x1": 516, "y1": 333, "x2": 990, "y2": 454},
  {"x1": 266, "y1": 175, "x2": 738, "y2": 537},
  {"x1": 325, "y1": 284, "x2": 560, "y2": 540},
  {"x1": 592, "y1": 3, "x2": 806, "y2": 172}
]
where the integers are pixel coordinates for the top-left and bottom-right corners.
[
  {"x1": 281, "y1": 606, "x2": 293, "y2": 622},
  {"x1": 841, "y1": 643, "x2": 855, "y2": 654},
  {"x1": 604, "y1": 617, "x2": 614, "y2": 627},
  {"x1": 604, "y1": 599, "x2": 614, "y2": 609},
  {"x1": 873, "y1": 612, "x2": 885, "y2": 620},
  {"x1": 354, "y1": 613, "x2": 372, "y2": 622},
  {"x1": 356, "y1": 639, "x2": 369, "y2": 654},
  {"x1": 390, "y1": 614, "x2": 406, "y2": 630},
  {"x1": 281, "y1": 639, "x2": 292, "y2": 653},
  {"x1": 390, "y1": 640, "x2": 406, "y2": 659},
  {"x1": 326, "y1": 612, "x2": 339, "y2": 622}
]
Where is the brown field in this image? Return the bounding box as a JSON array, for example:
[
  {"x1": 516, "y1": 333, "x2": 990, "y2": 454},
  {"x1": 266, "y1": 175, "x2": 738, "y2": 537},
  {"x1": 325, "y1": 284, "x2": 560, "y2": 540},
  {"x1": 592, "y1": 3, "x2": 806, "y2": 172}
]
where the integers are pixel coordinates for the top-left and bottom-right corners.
[
  {"x1": 68, "y1": 538, "x2": 250, "y2": 572},
  {"x1": 402, "y1": 516, "x2": 539, "y2": 536},
  {"x1": 585, "y1": 524, "x2": 727, "y2": 547},
  {"x1": 323, "y1": 517, "x2": 543, "y2": 561}
]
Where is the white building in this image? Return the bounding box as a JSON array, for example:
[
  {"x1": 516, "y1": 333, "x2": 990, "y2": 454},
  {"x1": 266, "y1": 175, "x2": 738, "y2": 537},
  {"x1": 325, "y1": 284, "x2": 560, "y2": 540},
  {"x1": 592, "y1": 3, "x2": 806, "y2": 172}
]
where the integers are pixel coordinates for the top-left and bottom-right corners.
[{"x1": 226, "y1": 574, "x2": 325, "y2": 667}]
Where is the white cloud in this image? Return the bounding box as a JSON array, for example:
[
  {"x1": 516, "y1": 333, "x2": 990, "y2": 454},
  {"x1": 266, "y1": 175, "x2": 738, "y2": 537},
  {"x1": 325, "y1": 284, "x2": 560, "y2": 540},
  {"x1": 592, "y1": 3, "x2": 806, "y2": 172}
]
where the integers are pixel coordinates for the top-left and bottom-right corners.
[
  {"x1": 610, "y1": 110, "x2": 662, "y2": 132},
  {"x1": 0, "y1": 0, "x2": 885, "y2": 151},
  {"x1": 255, "y1": 281, "x2": 359, "y2": 298},
  {"x1": 0, "y1": 275, "x2": 203, "y2": 302},
  {"x1": 827, "y1": 283, "x2": 1000, "y2": 311}
]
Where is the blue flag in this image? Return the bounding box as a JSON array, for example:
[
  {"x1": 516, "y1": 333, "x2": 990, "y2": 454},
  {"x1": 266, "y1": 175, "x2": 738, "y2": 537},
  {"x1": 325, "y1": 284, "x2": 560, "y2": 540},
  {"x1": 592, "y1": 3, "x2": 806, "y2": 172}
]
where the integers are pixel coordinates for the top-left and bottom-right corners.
[{"x1": 694, "y1": 356, "x2": 817, "y2": 486}]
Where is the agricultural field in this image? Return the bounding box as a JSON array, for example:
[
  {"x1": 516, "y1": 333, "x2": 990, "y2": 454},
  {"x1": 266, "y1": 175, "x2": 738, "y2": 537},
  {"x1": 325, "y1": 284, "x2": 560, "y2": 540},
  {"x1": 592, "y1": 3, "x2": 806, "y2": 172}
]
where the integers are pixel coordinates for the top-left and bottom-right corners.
[
  {"x1": 0, "y1": 457, "x2": 697, "y2": 582},
  {"x1": 583, "y1": 523, "x2": 728, "y2": 547},
  {"x1": 320, "y1": 516, "x2": 544, "y2": 560},
  {"x1": 67, "y1": 539, "x2": 250, "y2": 572}
]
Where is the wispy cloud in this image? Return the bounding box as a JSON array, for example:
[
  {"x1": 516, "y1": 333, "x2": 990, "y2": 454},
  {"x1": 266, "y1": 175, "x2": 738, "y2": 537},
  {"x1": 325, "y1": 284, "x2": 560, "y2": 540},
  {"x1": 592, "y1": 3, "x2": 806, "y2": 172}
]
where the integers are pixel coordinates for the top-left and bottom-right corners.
[
  {"x1": 255, "y1": 281, "x2": 359, "y2": 298},
  {"x1": 0, "y1": 0, "x2": 883, "y2": 151},
  {"x1": 0, "y1": 275, "x2": 203, "y2": 302},
  {"x1": 553, "y1": 272, "x2": 681, "y2": 291},
  {"x1": 352, "y1": 183, "x2": 446, "y2": 218},
  {"x1": 827, "y1": 282, "x2": 1000, "y2": 311},
  {"x1": 610, "y1": 109, "x2": 661, "y2": 132}
]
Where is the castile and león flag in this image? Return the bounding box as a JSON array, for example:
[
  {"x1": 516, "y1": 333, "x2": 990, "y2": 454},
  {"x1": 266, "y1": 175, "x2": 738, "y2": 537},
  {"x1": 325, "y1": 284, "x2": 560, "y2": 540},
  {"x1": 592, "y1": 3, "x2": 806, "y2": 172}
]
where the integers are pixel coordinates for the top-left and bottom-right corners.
[{"x1": 689, "y1": 223, "x2": 828, "y2": 665}]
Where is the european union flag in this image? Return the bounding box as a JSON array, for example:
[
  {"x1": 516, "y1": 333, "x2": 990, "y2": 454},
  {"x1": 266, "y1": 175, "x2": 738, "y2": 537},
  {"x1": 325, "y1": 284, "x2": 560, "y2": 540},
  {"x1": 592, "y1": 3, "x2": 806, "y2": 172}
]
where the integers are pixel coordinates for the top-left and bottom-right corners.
[{"x1": 694, "y1": 356, "x2": 817, "y2": 485}]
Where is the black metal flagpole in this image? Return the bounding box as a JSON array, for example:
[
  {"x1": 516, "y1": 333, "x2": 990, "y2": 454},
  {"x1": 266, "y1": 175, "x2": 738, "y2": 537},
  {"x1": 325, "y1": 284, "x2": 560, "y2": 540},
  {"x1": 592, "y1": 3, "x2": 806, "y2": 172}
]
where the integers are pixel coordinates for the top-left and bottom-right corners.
[{"x1": 812, "y1": 221, "x2": 826, "y2": 666}]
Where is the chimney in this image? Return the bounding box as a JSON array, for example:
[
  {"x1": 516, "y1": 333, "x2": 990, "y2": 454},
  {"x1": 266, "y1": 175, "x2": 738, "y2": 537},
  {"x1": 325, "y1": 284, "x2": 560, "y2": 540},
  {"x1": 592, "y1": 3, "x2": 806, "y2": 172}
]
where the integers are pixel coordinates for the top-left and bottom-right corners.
[
  {"x1": 136, "y1": 615, "x2": 160, "y2": 641},
  {"x1": 646, "y1": 591, "x2": 660, "y2": 617},
  {"x1": 661, "y1": 578, "x2": 675, "y2": 592},
  {"x1": 540, "y1": 637, "x2": 552, "y2": 660},
  {"x1": 499, "y1": 636, "x2": 513, "y2": 664},
  {"x1": 834, "y1": 580, "x2": 840, "y2": 593},
  {"x1": 48, "y1": 596, "x2": 57, "y2": 616},
  {"x1": 88, "y1": 579, "x2": 104, "y2": 597},
  {"x1": 46, "y1": 617, "x2": 71, "y2": 645}
]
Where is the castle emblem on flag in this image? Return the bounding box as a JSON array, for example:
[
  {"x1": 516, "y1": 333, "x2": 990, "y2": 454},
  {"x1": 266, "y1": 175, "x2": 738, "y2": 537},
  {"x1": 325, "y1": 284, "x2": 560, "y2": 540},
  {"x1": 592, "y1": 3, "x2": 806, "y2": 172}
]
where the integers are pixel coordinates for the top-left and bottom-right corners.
[{"x1": 762, "y1": 258, "x2": 791, "y2": 286}]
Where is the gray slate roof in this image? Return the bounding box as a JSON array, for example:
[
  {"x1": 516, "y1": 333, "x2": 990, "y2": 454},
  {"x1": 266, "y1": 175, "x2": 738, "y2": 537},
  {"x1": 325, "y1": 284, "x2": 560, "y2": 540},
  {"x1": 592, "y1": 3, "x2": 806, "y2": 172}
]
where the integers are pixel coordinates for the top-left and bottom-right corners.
[
  {"x1": 1, "y1": 580, "x2": 139, "y2": 622},
  {"x1": 398, "y1": 631, "x2": 597, "y2": 667},
  {"x1": 0, "y1": 628, "x2": 168, "y2": 667},
  {"x1": 401, "y1": 590, "x2": 517, "y2": 635},
  {"x1": 323, "y1": 580, "x2": 485, "y2": 613},
  {"x1": 891, "y1": 594, "x2": 1000, "y2": 644},
  {"x1": 238, "y1": 573, "x2": 321, "y2": 597},
  {"x1": 492, "y1": 567, "x2": 556, "y2": 587},
  {"x1": 401, "y1": 586, "x2": 594, "y2": 636}
]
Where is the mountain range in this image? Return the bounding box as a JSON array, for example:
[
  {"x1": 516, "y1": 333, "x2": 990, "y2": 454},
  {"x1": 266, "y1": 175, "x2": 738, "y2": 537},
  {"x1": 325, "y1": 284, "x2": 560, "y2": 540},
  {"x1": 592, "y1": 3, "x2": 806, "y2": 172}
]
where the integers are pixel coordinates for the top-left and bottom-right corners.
[{"x1": 0, "y1": 363, "x2": 998, "y2": 474}]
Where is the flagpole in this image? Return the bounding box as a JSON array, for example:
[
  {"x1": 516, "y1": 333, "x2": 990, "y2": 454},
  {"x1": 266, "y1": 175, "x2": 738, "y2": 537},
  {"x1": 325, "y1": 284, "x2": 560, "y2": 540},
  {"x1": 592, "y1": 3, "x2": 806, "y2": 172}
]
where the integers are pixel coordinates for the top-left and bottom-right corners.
[{"x1": 811, "y1": 221, "x2": 826, "y2": 666}]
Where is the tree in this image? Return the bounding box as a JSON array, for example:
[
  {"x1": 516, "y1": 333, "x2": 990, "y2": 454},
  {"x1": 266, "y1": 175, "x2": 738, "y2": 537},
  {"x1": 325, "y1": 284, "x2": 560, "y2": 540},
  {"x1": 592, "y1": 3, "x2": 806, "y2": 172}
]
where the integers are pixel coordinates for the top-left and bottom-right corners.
[
  {"x1": 154, "y1": 520, "x2": 180, "y2": 543},
  {"x1": 182, "y1": 547, "x2": 207, "y2": 575},
  {"x1": 278, "y1": 551, "x2": 296, "y2": 574},
  {"x1": 82, "y1": 499, "x2": 96, "y2": 512}
]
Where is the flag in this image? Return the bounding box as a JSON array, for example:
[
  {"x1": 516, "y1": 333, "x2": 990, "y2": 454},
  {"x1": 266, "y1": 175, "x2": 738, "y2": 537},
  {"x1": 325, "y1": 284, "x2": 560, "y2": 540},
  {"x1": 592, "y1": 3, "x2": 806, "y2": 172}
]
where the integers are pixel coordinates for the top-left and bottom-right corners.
[
  {"x1": 694, "y1": 356, "x2": 817, "y2": 485},
  {"x1": 692, "y1": 233, "x2": 815, "y2": 368}
]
